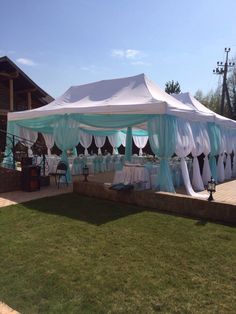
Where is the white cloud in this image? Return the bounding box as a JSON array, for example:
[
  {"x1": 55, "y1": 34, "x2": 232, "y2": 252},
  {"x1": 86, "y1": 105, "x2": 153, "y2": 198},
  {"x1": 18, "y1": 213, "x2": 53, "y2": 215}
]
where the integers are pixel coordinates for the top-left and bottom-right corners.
[
  {"x1": 80, "y1": 65, "x2": 96, "y2": 72},
  {"x1": 125, "y1": 49, "x2": 142, "y2": 59},
  {"x1": 80, "y1": 64, "x2": 109, "y2": 73},
  {"x1": 16, "y1": 58, "x2": 36, "y2": 66},
  {"x1": 111, "y1": 49, "x2": 143, "y2": 60},
  {"x1": 131, "y1": 60, "x2": 152, "y2": 66},
  {"x1": 111, "y1": 49, "x2": 125, "y2": 58}
]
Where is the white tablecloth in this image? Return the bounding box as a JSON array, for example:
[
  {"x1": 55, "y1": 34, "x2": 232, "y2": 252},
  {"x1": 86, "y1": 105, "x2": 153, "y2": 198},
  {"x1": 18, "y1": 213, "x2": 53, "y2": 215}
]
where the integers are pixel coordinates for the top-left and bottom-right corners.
[{"x1": 113, "y1": 164, "x2": 150, "y2": 190}]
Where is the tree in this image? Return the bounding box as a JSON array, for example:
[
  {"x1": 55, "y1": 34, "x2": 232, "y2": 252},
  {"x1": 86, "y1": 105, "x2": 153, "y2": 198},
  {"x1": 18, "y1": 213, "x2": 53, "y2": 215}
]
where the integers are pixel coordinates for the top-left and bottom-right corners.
[
  {"x1": 165, "y1": 80, "x2": 181, "y2": 94},
  {"x1": 226, "y1": 66, "x2": 236, "y2": 116},
  {"x1": 194, "y1": 88, "x2": 220, "y2": 114}
]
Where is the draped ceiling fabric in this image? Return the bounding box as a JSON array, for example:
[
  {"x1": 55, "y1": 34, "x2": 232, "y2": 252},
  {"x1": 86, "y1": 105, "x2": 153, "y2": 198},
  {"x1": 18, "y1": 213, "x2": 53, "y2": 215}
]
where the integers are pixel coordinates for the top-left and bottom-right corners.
[{"x1": 6, "y1": 74, "x2": 236, "y2": 189}]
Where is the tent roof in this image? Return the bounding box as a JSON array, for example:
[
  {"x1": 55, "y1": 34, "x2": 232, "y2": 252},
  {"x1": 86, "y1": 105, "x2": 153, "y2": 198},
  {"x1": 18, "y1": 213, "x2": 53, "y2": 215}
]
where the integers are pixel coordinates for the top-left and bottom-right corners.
[
  {"x1": 8, "y1": 73, "x2": 196, "y2": 121},
  {"x1": 173, "y1": 92, "x2": 236, "y2": 128}
]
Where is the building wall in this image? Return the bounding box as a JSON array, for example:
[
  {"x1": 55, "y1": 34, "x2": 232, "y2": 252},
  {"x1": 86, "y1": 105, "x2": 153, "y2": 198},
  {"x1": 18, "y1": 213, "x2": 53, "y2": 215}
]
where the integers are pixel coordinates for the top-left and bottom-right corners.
[{"x1": 0, "y1": 82, "x2": 10, "y2": 110}]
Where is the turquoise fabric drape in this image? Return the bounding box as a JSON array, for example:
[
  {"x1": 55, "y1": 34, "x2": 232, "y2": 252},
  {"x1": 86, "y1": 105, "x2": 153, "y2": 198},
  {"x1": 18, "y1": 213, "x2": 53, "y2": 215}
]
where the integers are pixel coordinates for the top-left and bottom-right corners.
[
  {"x1": 72, "y1": 114, "x2": 152, "y2": 129},
  {"x1": 72, "y1": 147, "x2": 78, "y2": 157},
  {"x1": 121, "y1": 129, "x2": 148, "y2": 136},
  {"x1": 13, "y1": 115, "x2": 63, "y2": 134},
  {"x1": 207, "y1": 122, "x2": 221, "y2": 182},
  {"x1": 148, "y1": 115, "x2": 177, "y2": 193},
  {"x1": 53, "y1": 116, "x2": 80, "y2": 183},
  {"x1": 3, "y1": 121, "x2": 19, "y2": 168},
  {"x1": 125, "y1": 127, "x2": 132, "y2": 161},
  {"x1": 11, "y1": 114, "x2": 152, "y2": 136}
]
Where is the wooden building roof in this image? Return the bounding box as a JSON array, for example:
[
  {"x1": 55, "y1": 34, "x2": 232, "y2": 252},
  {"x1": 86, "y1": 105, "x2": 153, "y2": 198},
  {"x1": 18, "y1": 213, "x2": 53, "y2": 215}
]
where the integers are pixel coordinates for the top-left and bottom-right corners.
[{"x1": 0, "y1": 56, "x2": 54, "y2": 105}]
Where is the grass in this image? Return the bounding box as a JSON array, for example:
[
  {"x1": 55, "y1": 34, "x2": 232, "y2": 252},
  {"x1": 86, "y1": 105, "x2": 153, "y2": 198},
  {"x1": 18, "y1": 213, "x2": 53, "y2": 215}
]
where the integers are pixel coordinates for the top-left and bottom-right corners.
[{"x1": 0, "y1": 193, "x2": 235, "y2": 313}]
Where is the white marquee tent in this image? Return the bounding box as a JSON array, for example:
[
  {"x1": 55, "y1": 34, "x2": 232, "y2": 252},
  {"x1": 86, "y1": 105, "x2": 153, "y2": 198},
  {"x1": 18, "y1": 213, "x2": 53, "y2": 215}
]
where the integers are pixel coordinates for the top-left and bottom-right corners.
[{"x1": 5, "y1": 74, "x2": 236, "y2": 196}]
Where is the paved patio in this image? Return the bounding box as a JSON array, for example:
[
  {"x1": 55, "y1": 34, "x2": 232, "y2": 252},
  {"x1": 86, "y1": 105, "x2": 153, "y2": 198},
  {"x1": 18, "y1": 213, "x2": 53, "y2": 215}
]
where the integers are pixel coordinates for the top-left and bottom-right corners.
[
  {"x1": 0, "y1": 173, "x2": 235, "y2": 208},
  {"x1": 82, "y1": 172, "x2": 236, "y2": 206},
  {"x1": 0, "y1": 181, "x2": 73, "y2": 208}
]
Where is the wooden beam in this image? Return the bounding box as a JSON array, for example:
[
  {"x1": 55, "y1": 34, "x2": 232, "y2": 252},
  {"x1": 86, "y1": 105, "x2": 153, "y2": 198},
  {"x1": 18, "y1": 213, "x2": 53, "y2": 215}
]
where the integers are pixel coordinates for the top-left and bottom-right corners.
[
  {"x1": 15, "y1": 87, "x2": 37, "y2": 94},
  {"x1": 27, "y1": 91, "x2": 32, "y2": 110},
  {"x1": 0, "y1": 71, "x2": 19, "y2": 79},
  {"x1": 9, "y1": 79, "x2": 14, "y2": 111}
]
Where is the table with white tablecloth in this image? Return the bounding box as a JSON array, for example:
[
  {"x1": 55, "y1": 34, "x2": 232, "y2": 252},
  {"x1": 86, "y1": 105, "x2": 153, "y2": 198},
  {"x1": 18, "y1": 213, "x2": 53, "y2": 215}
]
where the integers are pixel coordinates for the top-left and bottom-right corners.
[
  {"x1": 113, "y1": 158, "x2": 192, "y2": 190},
  {"x1": 113, "y1": 164, "x2": 151, "y2": 190},
  {"x1": 36, "y1": 154, "x2": 125, "y2": 176}
]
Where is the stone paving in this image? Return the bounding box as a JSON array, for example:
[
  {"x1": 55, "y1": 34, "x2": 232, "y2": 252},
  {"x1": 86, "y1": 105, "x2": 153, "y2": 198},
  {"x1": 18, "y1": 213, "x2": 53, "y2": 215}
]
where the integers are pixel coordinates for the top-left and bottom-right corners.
[
  {"x1": 0, "y1": 182, "x2": 73, "y2": 208},
  {"x1": 0, "y1": 302, "x2": 20, "y2": 314},
  {"x1": 199, "y1": 179, "x2": 236, "y2": 205}
]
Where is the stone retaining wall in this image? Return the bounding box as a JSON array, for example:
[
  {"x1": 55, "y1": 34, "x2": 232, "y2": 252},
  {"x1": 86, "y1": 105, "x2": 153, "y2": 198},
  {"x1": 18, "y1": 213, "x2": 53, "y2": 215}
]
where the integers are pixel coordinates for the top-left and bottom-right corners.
[{"x1": 73, "y1": 180, "x2": 236, "y2": 225}]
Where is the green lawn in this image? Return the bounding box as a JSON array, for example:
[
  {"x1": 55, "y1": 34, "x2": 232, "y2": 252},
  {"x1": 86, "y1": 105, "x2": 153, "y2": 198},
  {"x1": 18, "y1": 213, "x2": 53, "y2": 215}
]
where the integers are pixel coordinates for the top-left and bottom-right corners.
[{"x1": 0, "y1": 193, "x2": 235, "y2": 314}]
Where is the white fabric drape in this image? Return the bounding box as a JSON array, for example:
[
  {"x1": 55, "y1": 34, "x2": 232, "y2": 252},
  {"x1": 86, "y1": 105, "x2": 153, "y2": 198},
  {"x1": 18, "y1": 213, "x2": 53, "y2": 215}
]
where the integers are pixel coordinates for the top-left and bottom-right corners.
[
  {"x1": 217, "y1": 128, "x2": 226, "y2": 182},
  {"x1": 175, "y1": 119, "x2": 208, "y2": 199},
  {"x1": 133, "y1": 135, "x2": 148, "y2": 156},
  {"x1": 79, "y1": 130, "x2": 92, "y2": 155},
  {"x1": 190, "y1": 122, "x2": 205, "y2": 191},
  {"x1": 217, "y1": 154, "x2": 225, "y2": 182},
  {"x1": 175, "y1": 119, "x2": 196, "y2": 196},
  {"x1": 42, "y1": 133, "x2": 54, "y2": 156},
  {"x1": 225, "y1": 129, "x2": 233, "y2": 180},
  {"x1": 225, "y1": 154, "x2": 232, "y2": 179},
  {"x1": 233, "y1": 141, "x2": 236, "y2": 177},
  {"x1": 19, "y1": 126, "x2": 38, "y2": 156},
  {"x1": 201, "y1": 124, "x2": 211, "y2": 185},
  {"x1": 94, "y1": 136, "x2": 106, "y2": 155},
  {"x1": 108, "y1": 132, "x2": 126, "y2": 154},
  {"x1": 180, "y1": 158, "x2": 208, "y2": 200}
]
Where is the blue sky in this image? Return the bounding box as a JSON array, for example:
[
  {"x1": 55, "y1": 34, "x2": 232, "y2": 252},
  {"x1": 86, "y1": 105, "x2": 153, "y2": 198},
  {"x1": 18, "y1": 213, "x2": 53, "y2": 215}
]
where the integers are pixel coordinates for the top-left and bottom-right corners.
[{"x1": 1, "y1": 0, "x2": 236, "y2": 98}]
